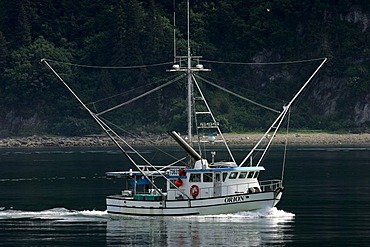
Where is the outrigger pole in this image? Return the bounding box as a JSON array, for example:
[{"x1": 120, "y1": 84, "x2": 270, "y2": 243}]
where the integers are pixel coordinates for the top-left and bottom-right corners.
[
  {"x1": 41, "y1": 59, "x2": 192, "y2": 200},
  {"x1": 239, "y1": 57, "x2": 328, "y2": 167}
]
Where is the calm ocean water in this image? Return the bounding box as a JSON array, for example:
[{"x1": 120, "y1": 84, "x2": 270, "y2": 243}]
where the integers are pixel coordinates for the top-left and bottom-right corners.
[{"x1": 0, "y1": 145, "x2": 370, "y2": 246}]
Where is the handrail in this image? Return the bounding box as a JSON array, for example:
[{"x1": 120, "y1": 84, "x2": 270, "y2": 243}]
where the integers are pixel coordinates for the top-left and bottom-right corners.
[{"x1": 167, "y1": 179, "x2": 282, "y2": 199}]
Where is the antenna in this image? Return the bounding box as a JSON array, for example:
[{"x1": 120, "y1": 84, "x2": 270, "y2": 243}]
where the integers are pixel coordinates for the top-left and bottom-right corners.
[
  {"x1": 167, "y1": 0, "x2": 210, "y2": 144},
  {"x1": 186, "y1": 0, "x2": 192, "y2": 142},
  {"x1": 173, "y1": 0, "x2": 176, "y2": 63},
  {"x1": 187, "y1": 0, "x2": 190, "y2": 57}
]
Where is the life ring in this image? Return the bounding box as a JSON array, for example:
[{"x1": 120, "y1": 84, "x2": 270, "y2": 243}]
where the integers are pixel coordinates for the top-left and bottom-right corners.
[{"x1": 190, "y1": 185, "x2": 200, "y2": 198}]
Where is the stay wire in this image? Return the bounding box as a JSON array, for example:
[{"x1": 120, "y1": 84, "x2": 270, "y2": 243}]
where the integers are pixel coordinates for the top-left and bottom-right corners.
[
  {"x1": 195, "y1": 74, "x2": 281, "y2": 114},
  {"x1": 96, "y1": 74, "x2": 185, "y2": 116},
  {"x1": 281, "y1": 108, "x2": 291, "y2": 185},
  {"x1": 45, "y1": 59, "x2": 174, "y2": 69},
  {"x1": 198, "y1": 73, "x2": 286, "y2": 105},
  {"x1": 100, "y1": 116, "x2": 188, "y2": 166},
  {"x1": 86, "y1": 73, "x2": 182, "y2": 106},
  {"x1": 200, "y1": 57, "x2": 326, "y2": 65}
]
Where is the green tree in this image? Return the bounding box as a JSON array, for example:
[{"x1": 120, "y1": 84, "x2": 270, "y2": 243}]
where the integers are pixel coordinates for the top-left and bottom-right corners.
[
  {"x1": 0, "y1": 31, "x2": 9, "y2": 109},
  {"x1": 112, "y1": 0, "x2": 145, "y2": 66},
  {"x1": 0, "y1": 31, "x2": 8, "y2": 74},
  {"x1": 4, "y1": 36, "x2": 72, "y2": 108}
]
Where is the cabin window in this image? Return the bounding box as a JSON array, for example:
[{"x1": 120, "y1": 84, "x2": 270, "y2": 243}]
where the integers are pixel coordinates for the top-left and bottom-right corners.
[
  {"x1": 253, "y1": 171, "x2": 259, "y2": 178},
  {"x1": 229, "y1": 172, "x2": 238, "y2": 179},
  {"x1": 222, "y1": 173, "x2": 228, "y2": 182},
  {"x1": 247, "y1": 172, "x2": 254, "y2": 178},
  {"x1": 203, "y1": 173, "x2": 213, "y2": 182},
  {"x1": 215, "y1": 173, "x2": 220, "y2": 182},
  {"x1": 238, "y1": 172, "x2": 247, "y2": 179},
  {"x1": 169, "y1": 180, "x2": 176, "y2": 189},
  {"x1": 189, "y1": 173, "x2": 201, "y2": 182}
]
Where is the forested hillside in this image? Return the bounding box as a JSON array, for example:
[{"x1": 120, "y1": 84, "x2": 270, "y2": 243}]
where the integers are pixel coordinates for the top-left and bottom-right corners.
[{"x1": 0, "y1": 0, "x2": 369, "y2": 136}]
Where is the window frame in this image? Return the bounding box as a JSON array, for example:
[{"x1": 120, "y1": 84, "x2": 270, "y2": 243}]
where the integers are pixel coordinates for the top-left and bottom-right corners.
[
  {"x1": 203, "y1": 173, "x2": 213, "y2": 182},
  {"x1": 238, "y1": 172, "x2": 248, "y2": 179},
  {"x1": 229, "y1": 172, "x2": 238, "y2": 179},
  {"x1": 189, "y1": 173, "x2": 201, "y2": 182}
]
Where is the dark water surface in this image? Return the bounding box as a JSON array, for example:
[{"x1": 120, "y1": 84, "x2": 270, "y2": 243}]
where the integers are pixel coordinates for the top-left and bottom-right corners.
[{"x1": 0, "y1": 146, "x2": 370, "y2": 246}]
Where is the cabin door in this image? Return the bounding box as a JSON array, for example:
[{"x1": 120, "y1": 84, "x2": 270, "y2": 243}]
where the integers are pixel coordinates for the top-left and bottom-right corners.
[{"x1": 214, "y1": 172, "x2": 222, "y2": 197}]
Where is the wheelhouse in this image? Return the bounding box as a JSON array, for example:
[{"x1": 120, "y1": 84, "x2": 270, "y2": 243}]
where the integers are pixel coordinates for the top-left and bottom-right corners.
[{"x1": 165, "y1": 167, "x2": 265, "y2": 200}]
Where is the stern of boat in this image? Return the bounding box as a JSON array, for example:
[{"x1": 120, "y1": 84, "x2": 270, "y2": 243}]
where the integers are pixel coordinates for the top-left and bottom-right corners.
[
  {"x1": 259, "y1": 179, "x2": 284, "y2": 207},
  {"x1": 273, "y1": 186, "x2": 284, "y2": 206}
]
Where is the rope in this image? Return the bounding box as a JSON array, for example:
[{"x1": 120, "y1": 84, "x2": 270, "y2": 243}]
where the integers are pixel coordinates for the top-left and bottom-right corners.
[
  {"x1": 97, "y1": 74, "x2": 185, "y2": 116},
  {"x1": 86, "y1": 73, "x2": 181, "y2": 106},
  {"x1": 198, "y1": 73, "x2": 285, "y2": 104},
  {"x1": 200, "y1": 57, "x2": 326, "y2": 65},
  {"x1": 44, "y1": 58, "x2": 174, "y2": 69},
  {"x1": 100, "y1": 116, "x2": 188, "y2": 166},
  {"x1": 195, "y1": 74, "x2": 281, "y2": 114},
  {"x1": 281, "y1": 108, "x2": 291, "y2": 185}
]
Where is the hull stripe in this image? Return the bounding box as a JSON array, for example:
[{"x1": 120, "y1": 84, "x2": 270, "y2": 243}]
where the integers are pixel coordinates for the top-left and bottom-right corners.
[
  {"x1": 107, "y1": 197, "x2": 277, "y2": 210},
  {"x1": 107, "y1": 210, "x2": 200, "y2": 217}
]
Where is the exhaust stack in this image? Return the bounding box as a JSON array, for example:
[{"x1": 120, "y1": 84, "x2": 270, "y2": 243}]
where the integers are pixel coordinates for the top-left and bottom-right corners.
[{"x1": 168, "y1": 131, "x2": 202, "y2": 161}]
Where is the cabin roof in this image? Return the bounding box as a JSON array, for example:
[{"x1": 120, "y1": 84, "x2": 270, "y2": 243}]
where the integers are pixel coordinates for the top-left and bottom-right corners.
[
  {"x1": 186, "y1": 166, "x2": 265, "y2": 173},
  {"x1": 106, "y1": 166, "x2": 264, "y2": 178},
  {"x1": 106, "y1": 171, "x2": 163, "y2": 177}
]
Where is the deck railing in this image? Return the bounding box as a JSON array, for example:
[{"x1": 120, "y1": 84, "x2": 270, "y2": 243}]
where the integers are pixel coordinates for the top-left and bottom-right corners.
[
  {"x1": 259, "y1": 179, "x2": 283, "y2": 192},
  {"x1": 178, "y1": 179, "x2": 283, "y2": 199},
  {"x1": 165, "y1": 179, "x2": 283, "y2": 200}
]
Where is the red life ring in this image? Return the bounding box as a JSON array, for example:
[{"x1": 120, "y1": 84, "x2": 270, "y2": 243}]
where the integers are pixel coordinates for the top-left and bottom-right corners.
[{"x1": 190, "y1": 185, "x2": 200, "y2": 198}]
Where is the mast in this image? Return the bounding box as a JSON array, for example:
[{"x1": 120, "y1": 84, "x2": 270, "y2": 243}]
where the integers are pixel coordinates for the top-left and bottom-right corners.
[
  {"x1": 173, "y1": 0, "x2": 176, "y2": 63},
  {"x1": 186, "y1": 0, "x2": 192, "y2": 142},
  {"x1": 169, "y1": 0, "x2": 210, "y2": 143},
  {"x1": 167, "y1": 0, "x2": 240, "y2": 164}
]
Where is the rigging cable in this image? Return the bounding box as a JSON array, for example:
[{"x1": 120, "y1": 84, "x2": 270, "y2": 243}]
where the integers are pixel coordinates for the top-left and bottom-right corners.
[
  {"x1": 195, "y1": 74, "x2": 281, "y2": 114},
  {"x1": 192, "y1": 74, "x2": 236, "y2": 163},
  {"x1": 200, "y1": 57, "x2": 326, "y2": 65},
  {"x1": 281, "y1": 108, "x2": 291, "y2": 185},
  {"x1": 86, "y1": 73, "x2": 182, "y2": 106},
  {"x1": 99, "y1": 116, "x2": 188, "y2": 166},
  {"x1": 45, "y1": 59, "x2": 174, "y2": 69},
  {"x1": 199, "y1": 73, "x2": 286, "y2": 104},
  {"x1": 96, "y1": 74, "x2": 185, "y2": 116}
]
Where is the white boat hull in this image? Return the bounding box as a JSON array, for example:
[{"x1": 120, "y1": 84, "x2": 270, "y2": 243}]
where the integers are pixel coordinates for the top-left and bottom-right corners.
[{"x1": 107, "y1": 190, "x2": 283, "y2": 216}]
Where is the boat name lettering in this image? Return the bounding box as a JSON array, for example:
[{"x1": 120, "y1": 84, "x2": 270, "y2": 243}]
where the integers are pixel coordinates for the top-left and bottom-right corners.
[{"x1": 224, "y1": 196, "x2": 245, "y2": 203}]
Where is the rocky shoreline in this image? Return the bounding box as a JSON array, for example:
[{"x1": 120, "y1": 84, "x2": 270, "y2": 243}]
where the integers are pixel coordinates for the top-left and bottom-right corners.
[{"x1": 0, "y1": 133, "x2": 369, "y2": 148}]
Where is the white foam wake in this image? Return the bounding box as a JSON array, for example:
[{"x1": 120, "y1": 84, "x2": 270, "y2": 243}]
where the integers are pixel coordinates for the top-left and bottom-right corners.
[
  {"x1": 0, "y1": 207, "x2": 108, "y2": 222},
  {"x1": 233, "y1": 207, "x2": 295, "y2": 219},
  {"x1": 178, "y1": 207, "x2": 295, "y2": 223}
]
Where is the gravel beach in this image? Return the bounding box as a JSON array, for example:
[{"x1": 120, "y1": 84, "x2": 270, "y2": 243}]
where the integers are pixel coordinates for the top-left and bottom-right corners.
[{"x1": 0, "y1": 133, "x2": 369, "y2": 148}]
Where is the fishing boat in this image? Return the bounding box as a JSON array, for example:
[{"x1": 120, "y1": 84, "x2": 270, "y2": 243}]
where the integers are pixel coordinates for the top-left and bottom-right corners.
[{"x1": 42, "y1": 1, "x2": 327, "y2": 216}]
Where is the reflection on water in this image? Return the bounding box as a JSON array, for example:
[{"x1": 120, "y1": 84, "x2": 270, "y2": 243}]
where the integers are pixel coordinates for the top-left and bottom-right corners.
[
  {"x1": 106, "y1": 207, "x2": 295, "y2": 246},
  {"x1": 0, "y1": 207, "x2": 294, "y2": 246}
]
